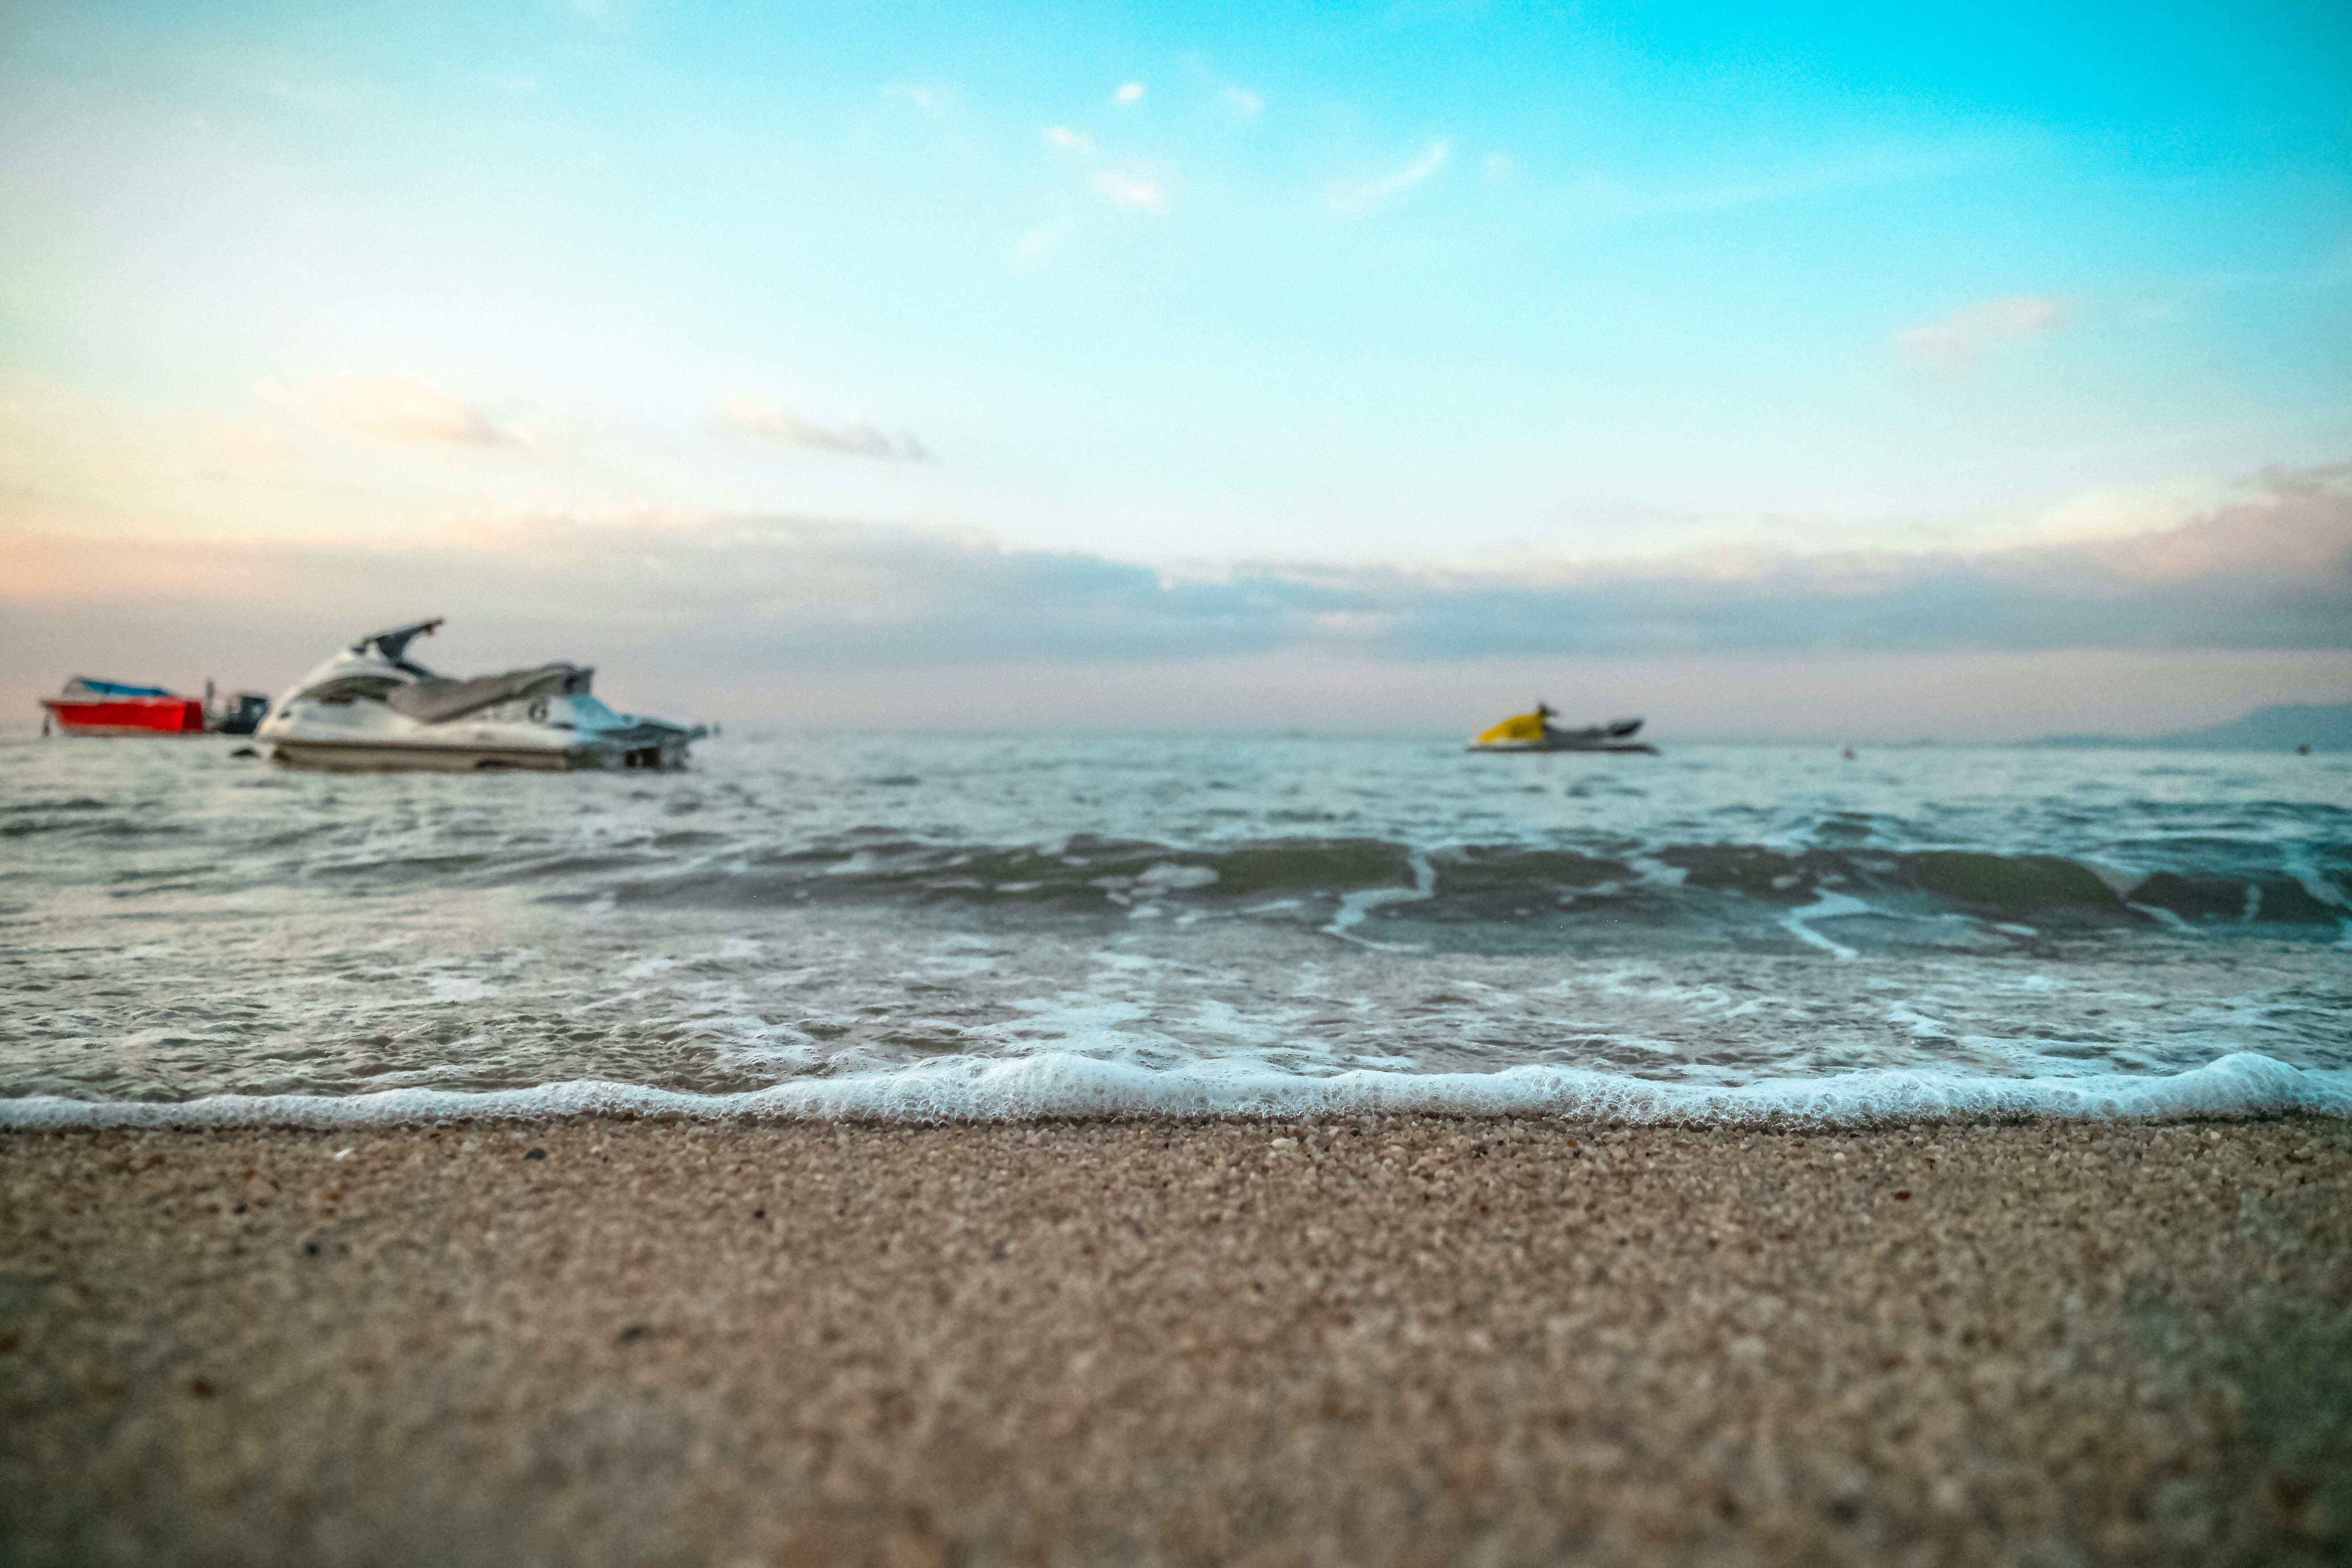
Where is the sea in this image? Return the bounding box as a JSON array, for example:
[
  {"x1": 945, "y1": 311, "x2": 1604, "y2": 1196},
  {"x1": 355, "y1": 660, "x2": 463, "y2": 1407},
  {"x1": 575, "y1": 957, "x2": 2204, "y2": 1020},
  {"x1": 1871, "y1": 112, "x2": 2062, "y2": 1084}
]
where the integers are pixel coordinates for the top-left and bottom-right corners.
[{"x1": 4, "y1": 728, "x2": 2348, "y2": 1127}]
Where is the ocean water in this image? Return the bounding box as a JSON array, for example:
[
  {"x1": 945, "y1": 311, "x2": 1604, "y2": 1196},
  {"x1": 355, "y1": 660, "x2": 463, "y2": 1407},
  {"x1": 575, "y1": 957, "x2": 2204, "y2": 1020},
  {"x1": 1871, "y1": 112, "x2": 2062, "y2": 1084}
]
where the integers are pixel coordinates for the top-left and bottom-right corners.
[{"x1": 3, "y1": 728, "x2": 2348, "y2": 1125}]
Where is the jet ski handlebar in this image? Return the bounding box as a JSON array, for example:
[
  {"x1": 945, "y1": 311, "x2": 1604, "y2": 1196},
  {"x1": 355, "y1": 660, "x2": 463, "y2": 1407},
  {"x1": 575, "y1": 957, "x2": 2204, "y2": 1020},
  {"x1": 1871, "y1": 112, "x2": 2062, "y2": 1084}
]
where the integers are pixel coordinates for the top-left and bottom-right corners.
[{"x1": 352, "y1": 618, "x2": 445, "y2": 670}]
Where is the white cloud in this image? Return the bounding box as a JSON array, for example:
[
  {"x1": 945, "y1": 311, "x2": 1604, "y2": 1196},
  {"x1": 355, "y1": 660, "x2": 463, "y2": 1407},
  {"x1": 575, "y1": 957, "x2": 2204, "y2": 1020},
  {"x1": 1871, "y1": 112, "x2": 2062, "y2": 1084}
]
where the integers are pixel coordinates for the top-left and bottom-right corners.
[
  {"x1": 317, "y1": 375, "x2": 516, "y2": 448},
  {"x1": 1097, "y1": 173, "x2": 1161, "y2": 209},
  {"x1": 1044, "y1": 124, "x2": 1095, "y2": 156},
  {"x1": 1114, "y1": 82, "x2": 1144, "y2": 106},
  {"x1": 1959, "y1": 486, "x2": 2214, "y2": 553},
  {"x1": 1222, "y1": 86, "x2": 1263, "y2": 118},
  {"x1": 1326, "y1": 140, "x2": 1450, "y2": 217},
  {"x1": 1897, "y1": 296, "x2": 2065, "y2": 372},
  {"x1": 720, "y1": 399, "x2": 928, "y2": 462}
]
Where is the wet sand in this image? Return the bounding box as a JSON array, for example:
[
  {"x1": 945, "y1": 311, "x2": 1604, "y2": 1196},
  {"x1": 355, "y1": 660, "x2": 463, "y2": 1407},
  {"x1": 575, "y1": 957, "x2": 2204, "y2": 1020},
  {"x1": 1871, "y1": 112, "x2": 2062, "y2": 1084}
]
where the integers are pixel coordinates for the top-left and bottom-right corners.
[{"x1": 3, "y1": 1113, "x2": 2348, "y2": 1567}]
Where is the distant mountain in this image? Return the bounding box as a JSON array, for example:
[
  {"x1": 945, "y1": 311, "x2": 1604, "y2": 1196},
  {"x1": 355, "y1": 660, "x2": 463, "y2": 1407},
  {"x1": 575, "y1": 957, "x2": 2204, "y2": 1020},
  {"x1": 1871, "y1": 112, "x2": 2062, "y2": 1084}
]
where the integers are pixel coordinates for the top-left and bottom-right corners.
[{"x1": 2033, "y1": 701, "x2": 2352, "y2": 752}]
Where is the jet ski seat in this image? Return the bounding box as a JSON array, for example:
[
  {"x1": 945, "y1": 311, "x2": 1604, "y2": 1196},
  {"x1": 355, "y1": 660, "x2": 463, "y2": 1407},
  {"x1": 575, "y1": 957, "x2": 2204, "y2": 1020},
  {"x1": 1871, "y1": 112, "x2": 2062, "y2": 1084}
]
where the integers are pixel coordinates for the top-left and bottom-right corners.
[{"x1": 386, "y1": 664, "x2": 595, "y2": 724}]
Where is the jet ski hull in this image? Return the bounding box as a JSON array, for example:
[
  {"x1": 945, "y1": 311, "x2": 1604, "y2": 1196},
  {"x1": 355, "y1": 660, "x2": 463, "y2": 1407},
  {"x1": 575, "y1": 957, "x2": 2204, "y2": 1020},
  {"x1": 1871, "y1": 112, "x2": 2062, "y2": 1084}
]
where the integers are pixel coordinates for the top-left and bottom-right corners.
[
  {"x1": 269, "y1": 739, "x2": 673, "y2": 772},
  {"x1": 1466, "y1": 739, "x2": 1660, "y2": 755}
]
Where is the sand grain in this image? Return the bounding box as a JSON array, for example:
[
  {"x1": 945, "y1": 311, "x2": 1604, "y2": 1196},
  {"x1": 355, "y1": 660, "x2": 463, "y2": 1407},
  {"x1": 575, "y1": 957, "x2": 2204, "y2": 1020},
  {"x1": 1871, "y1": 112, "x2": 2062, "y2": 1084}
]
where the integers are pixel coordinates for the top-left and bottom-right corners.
[{"x1": 3, "y1": 1114, "x2": 2348, "y2": 1566}]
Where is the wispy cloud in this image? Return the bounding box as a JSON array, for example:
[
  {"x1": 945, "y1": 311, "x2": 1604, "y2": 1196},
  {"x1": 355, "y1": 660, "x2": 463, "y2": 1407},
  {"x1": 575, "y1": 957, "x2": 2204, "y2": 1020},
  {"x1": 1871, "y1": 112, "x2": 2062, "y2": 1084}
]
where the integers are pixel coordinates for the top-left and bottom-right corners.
[
  {"x1": 1327, "y1": 140, "x2": 1450, "y2": 217},
  {"x1": 720, "y1": 398, "x2": 928, "y2": 462},
  {"x1": 1097, "y1": 172, "x2": 1161, "y2": 209},
  {"x1": 1898, "y1": 296, "x2": 2065, "y2": 372},
  {"x1": 1176, "y1": 53, "x2": 1263, "y2": 120},
  {"x1": 316, "y1": 375, "x2": 517, "y2": 448},
  {"x1": 1114, "y1": 82, "x2": 1144, "y2": 106},
  {"x1": 1044, "y1": 125, "x2": 1165, "y2": 211}
]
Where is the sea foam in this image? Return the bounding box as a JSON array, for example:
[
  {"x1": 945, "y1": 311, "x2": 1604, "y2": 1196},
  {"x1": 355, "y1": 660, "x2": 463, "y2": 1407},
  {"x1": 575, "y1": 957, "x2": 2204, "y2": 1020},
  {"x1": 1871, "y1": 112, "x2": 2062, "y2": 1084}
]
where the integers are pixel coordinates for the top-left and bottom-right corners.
[{"x1": 3, "y1": 1051, "x2": 2344, "y2": 1130}]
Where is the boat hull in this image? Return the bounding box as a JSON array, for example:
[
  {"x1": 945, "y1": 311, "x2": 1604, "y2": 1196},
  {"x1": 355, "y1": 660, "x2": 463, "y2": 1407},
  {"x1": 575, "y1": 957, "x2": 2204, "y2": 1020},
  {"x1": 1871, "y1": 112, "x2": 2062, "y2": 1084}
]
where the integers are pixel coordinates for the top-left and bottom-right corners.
[
  {"x1": 41, "y1": 697, "x2": 204, "y2": 735},
  {"x1": 268, "y1": 737, "x2": 687, "y2": 773}
]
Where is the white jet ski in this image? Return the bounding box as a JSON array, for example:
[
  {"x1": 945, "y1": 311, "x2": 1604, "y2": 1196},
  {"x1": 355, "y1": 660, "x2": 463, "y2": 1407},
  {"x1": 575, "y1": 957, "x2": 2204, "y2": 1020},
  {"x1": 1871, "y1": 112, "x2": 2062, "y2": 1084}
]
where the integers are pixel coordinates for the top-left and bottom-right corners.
[{"x1": 255, "y1": 619, "x2": 703, "y2": 772}]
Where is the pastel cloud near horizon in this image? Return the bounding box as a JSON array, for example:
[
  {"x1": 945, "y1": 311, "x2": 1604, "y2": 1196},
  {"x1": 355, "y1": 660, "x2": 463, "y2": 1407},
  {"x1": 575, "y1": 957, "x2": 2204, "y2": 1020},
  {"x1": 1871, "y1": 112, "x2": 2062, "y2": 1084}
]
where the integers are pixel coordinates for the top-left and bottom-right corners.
[
  {"x1": 720, "y1": 399, "x2": 930, "y2": 462},
  {"x1": 316, "y1": 374, "x2": 518, "y2": 448},
  {"x1": 8, "y1": 469, "x2": 2344, "y2": 678}
]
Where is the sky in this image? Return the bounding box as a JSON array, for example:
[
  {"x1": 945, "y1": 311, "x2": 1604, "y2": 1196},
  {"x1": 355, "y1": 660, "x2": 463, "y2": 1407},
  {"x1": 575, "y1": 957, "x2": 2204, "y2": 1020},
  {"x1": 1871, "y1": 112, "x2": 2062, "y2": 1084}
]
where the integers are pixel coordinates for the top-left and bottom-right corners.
[{"x1": 1, "y1": 0, "x2": 2347, "y2": 738}]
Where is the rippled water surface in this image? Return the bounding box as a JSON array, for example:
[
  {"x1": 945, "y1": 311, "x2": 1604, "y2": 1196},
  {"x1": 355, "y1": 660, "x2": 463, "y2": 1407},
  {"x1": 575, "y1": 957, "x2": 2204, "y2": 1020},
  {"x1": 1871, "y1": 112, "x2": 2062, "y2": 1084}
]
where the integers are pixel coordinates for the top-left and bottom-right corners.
[{"x1": 3, "y1": 728, "x2": 2347, "y2": 1120}]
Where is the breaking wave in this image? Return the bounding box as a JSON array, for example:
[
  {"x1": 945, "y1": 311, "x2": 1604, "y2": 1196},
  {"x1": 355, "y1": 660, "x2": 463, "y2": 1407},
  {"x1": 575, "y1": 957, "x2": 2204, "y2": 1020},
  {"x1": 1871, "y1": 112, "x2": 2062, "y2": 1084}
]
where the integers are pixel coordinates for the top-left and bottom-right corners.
[
  {"x1": 4, "y1": 730, "x2": 2346, "y2": 1120},
  {"x1": 592, "y1": 834, "x2": 2352, "y2": 935}
]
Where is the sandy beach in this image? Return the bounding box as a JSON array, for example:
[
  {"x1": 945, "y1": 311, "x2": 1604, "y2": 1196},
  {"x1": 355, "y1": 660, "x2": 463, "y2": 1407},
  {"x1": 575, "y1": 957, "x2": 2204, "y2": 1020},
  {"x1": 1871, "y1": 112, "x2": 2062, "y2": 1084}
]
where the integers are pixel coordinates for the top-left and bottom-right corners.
[{"x1": 3, "y1": 1113, "x2": 2347, "y2": 1567}]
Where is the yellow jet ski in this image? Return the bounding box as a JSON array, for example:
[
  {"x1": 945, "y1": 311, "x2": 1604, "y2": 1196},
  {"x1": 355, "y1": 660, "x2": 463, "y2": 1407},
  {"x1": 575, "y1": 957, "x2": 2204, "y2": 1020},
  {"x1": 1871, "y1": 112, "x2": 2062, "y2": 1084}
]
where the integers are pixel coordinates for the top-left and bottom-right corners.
[{"x1": 1469, "y1": 702, "x2": 1658, "y2": 754}]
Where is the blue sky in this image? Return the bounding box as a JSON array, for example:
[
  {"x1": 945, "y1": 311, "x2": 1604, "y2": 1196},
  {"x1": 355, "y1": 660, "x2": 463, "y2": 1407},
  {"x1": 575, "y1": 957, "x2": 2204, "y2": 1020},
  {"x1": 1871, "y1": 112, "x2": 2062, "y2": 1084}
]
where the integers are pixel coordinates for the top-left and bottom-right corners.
[{"x1": 1, "y1": 0, "x2": 2347, "y2": 732}]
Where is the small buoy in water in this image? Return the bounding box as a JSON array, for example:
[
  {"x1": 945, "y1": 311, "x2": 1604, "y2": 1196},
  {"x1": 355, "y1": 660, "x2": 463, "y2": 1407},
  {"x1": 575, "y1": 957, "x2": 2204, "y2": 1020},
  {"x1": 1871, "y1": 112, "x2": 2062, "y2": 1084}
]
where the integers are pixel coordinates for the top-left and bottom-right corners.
[
  {"x1": 2298, "y1": 743, "x2": 2311, "y2": 755},
  {"x1": 1842, "y1": 747, "x2": 1857, "y2": 761}
]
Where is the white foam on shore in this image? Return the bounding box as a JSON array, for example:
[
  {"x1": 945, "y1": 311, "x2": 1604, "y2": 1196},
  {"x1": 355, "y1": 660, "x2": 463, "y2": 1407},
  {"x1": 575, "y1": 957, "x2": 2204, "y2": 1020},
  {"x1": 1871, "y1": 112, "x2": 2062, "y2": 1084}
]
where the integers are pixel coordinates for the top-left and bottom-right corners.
[{"x1": 2, "y1": 1052, "x2": 2345, "y2": 1130}]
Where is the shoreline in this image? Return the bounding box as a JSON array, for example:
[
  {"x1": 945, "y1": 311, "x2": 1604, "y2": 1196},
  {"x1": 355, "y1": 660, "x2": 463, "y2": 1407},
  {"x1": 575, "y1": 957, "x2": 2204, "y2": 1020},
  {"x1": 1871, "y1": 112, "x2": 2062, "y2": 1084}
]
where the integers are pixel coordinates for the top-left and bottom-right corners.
[
  {"x1": 5, "y1": 1113, "x2": 2348, "y2": 1565},
  {"x1": 4, "y1": 1046, "x2": 2348, "y2": 1129}
]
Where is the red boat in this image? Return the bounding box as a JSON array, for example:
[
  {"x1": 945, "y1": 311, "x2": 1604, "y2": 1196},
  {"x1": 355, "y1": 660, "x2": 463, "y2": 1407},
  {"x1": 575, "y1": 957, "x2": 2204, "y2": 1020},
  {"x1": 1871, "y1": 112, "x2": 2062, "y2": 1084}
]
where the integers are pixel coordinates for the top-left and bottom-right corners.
[{"x1": 40, "y1": 677, "x2": 205, "y2": 736}]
